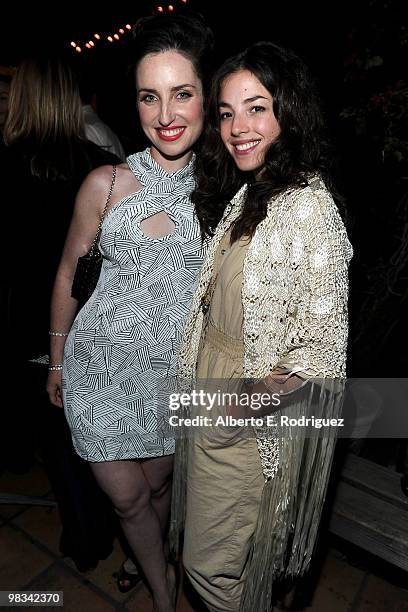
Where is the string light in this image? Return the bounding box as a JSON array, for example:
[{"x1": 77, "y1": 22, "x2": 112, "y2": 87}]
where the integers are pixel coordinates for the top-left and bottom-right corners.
[{"x1": 69, "y1": 2, "x2": 191, "y2": 53}]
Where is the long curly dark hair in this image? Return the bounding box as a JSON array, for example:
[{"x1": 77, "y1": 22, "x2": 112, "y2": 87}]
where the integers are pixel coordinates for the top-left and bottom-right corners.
[{"x1": 193, "y1": 41, "x2": 342, "y2": 241}]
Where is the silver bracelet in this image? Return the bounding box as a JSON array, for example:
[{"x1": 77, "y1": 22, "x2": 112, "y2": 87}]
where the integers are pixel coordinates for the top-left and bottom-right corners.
[
  {"x1": 48, "y1": 364, "x2": 63, "y2": 371},
  {"x1": 49, "y1": 331, "x2": 69, "y2": 337}
]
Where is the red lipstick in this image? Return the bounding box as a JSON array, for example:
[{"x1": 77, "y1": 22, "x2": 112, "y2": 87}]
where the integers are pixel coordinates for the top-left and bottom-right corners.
[{"x1": 156, "y1": 127, "x2": 186, "y2": 141}]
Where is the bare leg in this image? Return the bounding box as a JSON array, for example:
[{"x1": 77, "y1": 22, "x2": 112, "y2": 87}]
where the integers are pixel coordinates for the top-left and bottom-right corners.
[
  {"x1": 142, "y1": 455, "x2": 174, "y2": 533},
  {"x1": 142, "y1": 456, "x2": 176, "y2": 603},
  {"x1": 120, "y1": 456, "x2": 174, "y2": 585},
  {"x1": 90, "y1": 457, "x2": 174, "y2": 612}
]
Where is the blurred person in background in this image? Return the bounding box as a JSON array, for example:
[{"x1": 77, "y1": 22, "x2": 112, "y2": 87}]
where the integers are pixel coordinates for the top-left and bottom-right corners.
[
  {"x1": 79, "y1": 68, "x2": 126, "y2": 161},
  {"x1": 1, "y1": 54, "x2": 121, "y2": 571}
]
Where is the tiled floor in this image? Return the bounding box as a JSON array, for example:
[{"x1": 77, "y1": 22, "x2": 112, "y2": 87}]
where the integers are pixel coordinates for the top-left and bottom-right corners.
[{"x1": 1, "y1": 461, "x2": 408, "y2": 612}]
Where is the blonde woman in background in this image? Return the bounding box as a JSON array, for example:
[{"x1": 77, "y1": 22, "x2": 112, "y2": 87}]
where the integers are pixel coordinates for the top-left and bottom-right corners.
[{"x1": 1, "y1": 55, "x2": 121, "y2": 569}]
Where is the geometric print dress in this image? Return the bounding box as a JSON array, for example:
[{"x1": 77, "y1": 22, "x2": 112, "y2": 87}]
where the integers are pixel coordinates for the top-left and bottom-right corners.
[{"x1": 62, "y1": 148, "x2": 204, "y2": 462}]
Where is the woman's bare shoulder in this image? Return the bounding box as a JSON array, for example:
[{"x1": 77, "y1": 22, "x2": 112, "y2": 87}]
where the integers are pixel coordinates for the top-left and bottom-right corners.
[
  {"x1": 79, "y1": 164, "x2": 117, "y2": 193},
  {"x1": 80, "y1": 162, "x2": 140, "y2": 197}
]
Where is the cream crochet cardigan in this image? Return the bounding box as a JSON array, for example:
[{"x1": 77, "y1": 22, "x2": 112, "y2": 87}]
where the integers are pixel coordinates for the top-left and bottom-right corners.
[{"x1": 178, "y1": 175, "x2": 352, "y2": 476}]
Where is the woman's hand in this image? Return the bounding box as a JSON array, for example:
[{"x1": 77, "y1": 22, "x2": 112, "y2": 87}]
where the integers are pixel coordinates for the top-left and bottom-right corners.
[
  {"x1": 47, "y1": 370, "x2": 63, "y2": 408},
  {"x1": 225, "y1": 372, "x2": 307, "y2": 420}
]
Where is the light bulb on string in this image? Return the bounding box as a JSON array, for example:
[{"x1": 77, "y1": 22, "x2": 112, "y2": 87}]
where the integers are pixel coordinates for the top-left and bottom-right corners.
[
  {"x1": 168, "y1": 4, "x2": 174, "y2": 11},
  {"x1": 70, "y1": 18, "x2": 140, "y2": 52},
  {"x1": 157, "y1": 6, "x2": 164, "y2": 12}
]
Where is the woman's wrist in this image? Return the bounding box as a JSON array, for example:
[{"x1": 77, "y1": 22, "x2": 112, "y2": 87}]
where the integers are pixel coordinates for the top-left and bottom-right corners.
[{"x1": 49, "y1": 330, "x2": 69, "y2": 337}]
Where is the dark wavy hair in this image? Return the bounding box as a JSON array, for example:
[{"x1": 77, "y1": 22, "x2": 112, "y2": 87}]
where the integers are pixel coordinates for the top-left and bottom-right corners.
[
  {"x1": 131, "y1": 13, "x2": 214, "y2": 95},
  {"x1": 193, "y1": 41, "x2": 342, "y2": 241}
]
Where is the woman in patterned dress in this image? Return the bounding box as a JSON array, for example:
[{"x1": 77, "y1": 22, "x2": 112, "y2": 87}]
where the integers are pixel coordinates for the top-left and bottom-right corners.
[
  {"x1": 170, "y1": 42, "x2": 352, "y2": 611},
  {"x1": 47, "y1": 14, "x2": 213, "y2": 612}
]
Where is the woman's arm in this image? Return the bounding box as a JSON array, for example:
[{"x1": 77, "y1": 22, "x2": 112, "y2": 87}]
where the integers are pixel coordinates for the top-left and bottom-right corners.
[
  {"x1": 226, "y1": 372, "x2": 308, "y2": 420},
  {"x1": 46, "y1": 164, "x2": 117, "y2": 407},
  {"x1": 277, "y1": 185, "x2": 352, "y2": 379},
  {"x1": 237, "y1": 185, "x2": 352, "y2": 419}
]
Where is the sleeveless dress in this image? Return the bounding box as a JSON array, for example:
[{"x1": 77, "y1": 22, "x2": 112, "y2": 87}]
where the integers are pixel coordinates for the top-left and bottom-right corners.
[{"x1": 63, "y1": 148, "x2": 204, "y2": 462}]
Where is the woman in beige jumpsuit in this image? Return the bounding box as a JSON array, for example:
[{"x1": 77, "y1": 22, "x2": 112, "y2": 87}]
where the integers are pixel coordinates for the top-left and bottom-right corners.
[
  {"x1": 171, "y1": 42, "x2": 352, "y2": 612},
  {"x1": 184, "y1": 231, "x2": 264, "y2": 611}
]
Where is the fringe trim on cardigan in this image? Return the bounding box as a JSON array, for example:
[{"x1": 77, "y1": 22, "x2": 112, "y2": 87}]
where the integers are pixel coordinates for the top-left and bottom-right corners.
[
  {"x1": 169, "y1": 432, "x2": 188, "y2": 559},
  {"x1": 238, "y1": 378, "x2": 344, "y2": 612}
]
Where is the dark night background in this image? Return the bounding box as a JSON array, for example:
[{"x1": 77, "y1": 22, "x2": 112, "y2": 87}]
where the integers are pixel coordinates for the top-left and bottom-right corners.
[
  {"x1": 0, "y1": 5, "x2": 407, "y2": 600},
  {"x1": 1, "y1": 0, "x2": 407, "y2": 376}
]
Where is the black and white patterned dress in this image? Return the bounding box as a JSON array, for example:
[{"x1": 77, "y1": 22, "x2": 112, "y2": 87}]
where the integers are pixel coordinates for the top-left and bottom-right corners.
[{"x1": 63, "y1": 148, "x2": 203, "y2": 462}]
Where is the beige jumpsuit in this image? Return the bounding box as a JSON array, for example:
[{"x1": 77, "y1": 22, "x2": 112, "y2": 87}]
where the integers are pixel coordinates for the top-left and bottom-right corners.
[{"x1": 183, "y1": 231, "x2": 265, "y2": 612}]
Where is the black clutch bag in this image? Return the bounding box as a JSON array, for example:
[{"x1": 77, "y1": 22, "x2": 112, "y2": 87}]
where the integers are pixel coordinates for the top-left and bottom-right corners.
[
  {"x1": 71, "y1": 165, "x2": 116, "y2": 306},
  {"x1": 71, "y1": 246, "x2": 103, "y2": 306}
]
